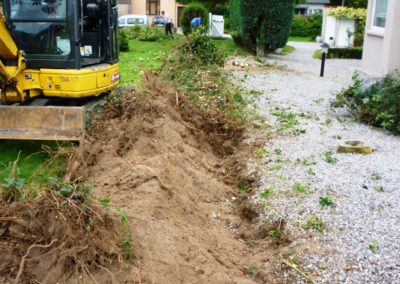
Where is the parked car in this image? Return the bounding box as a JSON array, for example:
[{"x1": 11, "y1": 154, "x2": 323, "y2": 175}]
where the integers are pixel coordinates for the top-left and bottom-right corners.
[
  {"x1": 118, "y1": 15, "x2": 148, "y2": 28},
  {"x1": 152, "y1": 16, "x2": 165, "y2": 27}
]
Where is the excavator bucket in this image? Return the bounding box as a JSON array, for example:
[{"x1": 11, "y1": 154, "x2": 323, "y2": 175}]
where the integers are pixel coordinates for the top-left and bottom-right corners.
[{"x1": 0, "y1": 106, "x2": 85, "y2": 141}]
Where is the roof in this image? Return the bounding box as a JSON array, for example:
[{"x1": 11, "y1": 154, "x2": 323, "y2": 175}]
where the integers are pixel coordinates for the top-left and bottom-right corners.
[{"x1": 306, "y1": 0, "x2": 330, "y2": 4}]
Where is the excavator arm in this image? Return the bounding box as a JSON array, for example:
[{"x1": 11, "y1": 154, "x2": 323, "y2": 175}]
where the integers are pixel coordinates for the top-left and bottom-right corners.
[{"x1": 0, "y1": 12, "x2": 27, "y2": 103}]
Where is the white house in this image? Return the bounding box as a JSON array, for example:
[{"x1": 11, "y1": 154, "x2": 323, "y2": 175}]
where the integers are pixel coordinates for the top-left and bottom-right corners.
[
  {"x1": 295, "y1": 0, "x2": 330, "y2": 15},
  {"x1": 362, "y1": 0, "x2": 400, "y2": 76}
]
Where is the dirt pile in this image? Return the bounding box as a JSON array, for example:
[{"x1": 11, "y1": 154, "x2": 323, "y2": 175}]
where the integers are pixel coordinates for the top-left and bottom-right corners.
[
  {"x1": 63, "y1": 73, "x2": 292, "y2": 283},
  {"x1": 0, "y1": 191, "x2": 127, "y2": 283}
]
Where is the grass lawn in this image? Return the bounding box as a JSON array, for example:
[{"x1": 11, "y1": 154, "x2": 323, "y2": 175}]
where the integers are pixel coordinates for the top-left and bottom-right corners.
[
  {"x1": 280, "y1": 45, "x2": 295, "y2": 55},
  {"x1": 0, "y1": 141, "x2": 67, "y2": 193},
  {"x1": 288, "y1": 36, "x2": 314, "y2": 43},
  {"x1": 212, "y1": 38, "x2": 251, "y2": 57},
  {"x1": 119, "y1": 38, "x2": 178, "y2": 86}
]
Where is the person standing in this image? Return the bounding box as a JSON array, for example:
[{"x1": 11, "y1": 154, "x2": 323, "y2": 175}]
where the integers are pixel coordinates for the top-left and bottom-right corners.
[{"x1": 161, "y1": 11, "x2": 173, "y2": 36}]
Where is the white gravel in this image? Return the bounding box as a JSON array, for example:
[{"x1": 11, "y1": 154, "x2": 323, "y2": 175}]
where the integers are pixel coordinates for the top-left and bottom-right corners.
[{"x1": 236, "y1": 42, "x2": 400, "y2": 283}]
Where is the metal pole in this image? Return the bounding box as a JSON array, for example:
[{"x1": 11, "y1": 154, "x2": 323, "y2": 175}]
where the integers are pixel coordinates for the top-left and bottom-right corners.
[{"x1": 320, "y1": 51, "x2": 326, "y2": 77}]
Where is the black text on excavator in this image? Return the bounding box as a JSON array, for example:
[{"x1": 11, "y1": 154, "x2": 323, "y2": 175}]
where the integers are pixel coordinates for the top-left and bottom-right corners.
[{"x1": 0, "y1": 0, "x2": 120, "y2": 140}]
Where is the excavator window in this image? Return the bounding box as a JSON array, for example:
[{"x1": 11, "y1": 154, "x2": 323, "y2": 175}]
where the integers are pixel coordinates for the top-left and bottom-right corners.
[
  {"x1": 11, "y1": 0, "x2": 67, "y2": 20},
  {"x1": 8, "y1": 0, "x2": 70, "y2": 58}
]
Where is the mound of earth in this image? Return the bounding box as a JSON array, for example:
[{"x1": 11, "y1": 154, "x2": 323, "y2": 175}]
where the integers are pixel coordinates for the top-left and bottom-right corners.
[
  {"x1": 66, "y1": 73, "x2": 289, "y2": 283},
  {"x1": 0, "y1": 191, "x2": 126, "y2": 283}
]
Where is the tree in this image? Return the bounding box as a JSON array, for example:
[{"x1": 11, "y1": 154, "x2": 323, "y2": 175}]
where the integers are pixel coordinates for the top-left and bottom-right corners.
[
  {"x1": 178, "y1": 0, "x2": 227, "y2": 11},
  {"x1": 230, "y1": 0, "x2": 295, "y2": 55}
]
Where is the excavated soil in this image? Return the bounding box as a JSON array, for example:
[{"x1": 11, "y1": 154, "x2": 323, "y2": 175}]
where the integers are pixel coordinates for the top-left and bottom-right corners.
[
  {"x1": 0, "y1": 73, "x2": 294, "y2": 283},
  {"x1": 0, "y1": 191, "x2": 127, "y2": 283}
]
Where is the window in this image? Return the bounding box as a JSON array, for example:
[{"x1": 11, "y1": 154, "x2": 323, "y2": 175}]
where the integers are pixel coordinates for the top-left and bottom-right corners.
[
  {"x1": 146, "y1": 0, "x2": 160, "y2": 15},
  {"x1": 372, "y1": 0, "x2": 388, "y2": 29},
  {"x1": 9, "y1": 0, "x2": 71, "y2": 58},
  {"x1": 11, "y1": 0, "x2": 67, "y2": 20}
]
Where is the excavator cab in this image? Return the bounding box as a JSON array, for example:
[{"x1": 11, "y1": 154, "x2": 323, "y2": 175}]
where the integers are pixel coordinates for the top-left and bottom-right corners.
[
  {"x1": 0, "y1": 0, "x2": 120, "y2": 140},
  {"x1": 2, "y1": 0, "x2": 119, "y2": 69}
]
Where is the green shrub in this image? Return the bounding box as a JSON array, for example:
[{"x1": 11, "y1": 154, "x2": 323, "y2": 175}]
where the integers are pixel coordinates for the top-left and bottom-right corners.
[
  {"x1": 290, "y1": 14, "x2": 322, "y2": 39},
  {"x1": 328, "y1": 47, "x2": 363, "y2": 59},
  {"x1": 333, "y1": 74, "x2": 400, "y2": 135},
  {"x1": 118, "y1": 29, "x2": 130, "y2": 52},
  {"x1": 178, "y1": 25, "x2": 225, "y2": 66},
  {"x1": 180, "y1": 2, "x2": 209, "y2": 35},
  {"x1": 138, "y1": 26, "x2": 167, "y2": 42},
  {"x1": 229, "y1": 0, "x2": 295, "y2": 54},
  {"x1": 314, "y1": 47, "x2": 363, "y2": 59},
  {"x1": 128, "y1": 25, "x2": 142, "y2": 39}
]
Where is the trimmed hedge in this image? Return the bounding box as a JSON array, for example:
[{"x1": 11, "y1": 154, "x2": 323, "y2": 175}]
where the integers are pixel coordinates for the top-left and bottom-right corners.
[
  {"x1": 180, "y1": 3, "x2": 209, "y2": 35},
  {"x1": 328, "y1": 47, "x2": 363, "y2": 59},
  {"x1": 290, "y1": 14, "x2": 322, "y2": 39},
  {"x1": 229, "y1": 0, "x2": 295, "y2": 53}
]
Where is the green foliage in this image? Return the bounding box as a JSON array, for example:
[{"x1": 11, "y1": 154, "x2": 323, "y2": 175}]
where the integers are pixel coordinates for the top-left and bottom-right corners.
[
  {"x1": 303, "y1": 216, "x2": 325, "y2": 232},
  {"x1": 326, "y1": 7, "x2": 366, "y2": 20},
  {"x1": 290, "y1": 13, "x2": 322, "y2": 39},
  {"x1": 314, "y1": 48, "x2": 363, "y2": 59},
  {"x1": 292, "y1": 182, "x2": 312, "y2": 194},
  {"x1": 229, "y1": 0, "x2": 295, "y2": 53},
  {"x1": 180, "y1": 2, "x2": 209, "y2": 35},
  {"x1": 261, "y1": 187, "x2": 273, "y2": 199},
  {"x1": 254, "y1": 147, "x2": 267, "y2": 159},
  {"x1": 333, "y1": 75, "x2": 400, "y2": 135},
  {"x1": 319, "y1": 196, "x2": 334, "y2": 207},
  {"x1": 118, "y1": 29, "x2": 130, "y2": 52},
  {"x1": 138, "y1": 26, "x2": 167, "y2": 42},
  {"x1": 1, "y1": 177, "x2": 26, "y2": 202},
  {"x1": 369, "y1": 242, "x2": 379, "y2": 253},
  {"x1": 324, "y1": 151, "x2": 338, "y2": 164},
  {"x1": 128, "y1": 25, "x2": 142, "y2": 39},
  {"x1": 178, "y1": 26, "x2": 226, "y2": 66}
]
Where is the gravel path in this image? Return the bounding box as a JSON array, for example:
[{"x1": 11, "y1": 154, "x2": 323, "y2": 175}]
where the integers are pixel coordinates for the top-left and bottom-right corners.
[{"x1": 236, "y1": 42, "x2": 400, "y2": 283}]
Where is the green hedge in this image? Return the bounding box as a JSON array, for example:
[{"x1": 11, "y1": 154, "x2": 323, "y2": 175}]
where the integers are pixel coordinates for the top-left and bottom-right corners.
[
  {"x1": 180, "y1": 2, "x2": 209, "y2": 35},
  {"x1": 118, "y1": 29, "x2": 129, "y2": 51},
  {"x1": 290, "y1": 14, "x2": 322, "y2": 39},
  {"x1": 328, "y1": 47, "x2": 363, "y2": 59},
  {"x1": 229, "y1": 0, "x2": 295, "y2": 53}
]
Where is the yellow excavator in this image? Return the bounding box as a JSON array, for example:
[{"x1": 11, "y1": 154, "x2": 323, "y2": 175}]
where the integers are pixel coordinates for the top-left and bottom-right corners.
[{"x1": 0, "y1": 0, "x2": 120, "y2": 140}]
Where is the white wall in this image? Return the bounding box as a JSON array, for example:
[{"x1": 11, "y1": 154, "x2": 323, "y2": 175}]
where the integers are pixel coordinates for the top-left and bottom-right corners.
[{"x1": 362, "y1": 0, "x2": 400, "y2": 76}]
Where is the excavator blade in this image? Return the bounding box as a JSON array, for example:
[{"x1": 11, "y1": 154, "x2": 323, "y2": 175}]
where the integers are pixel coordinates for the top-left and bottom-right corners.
[{"x1": 0, "y1": 106, "x2": 85, "y2": 141}]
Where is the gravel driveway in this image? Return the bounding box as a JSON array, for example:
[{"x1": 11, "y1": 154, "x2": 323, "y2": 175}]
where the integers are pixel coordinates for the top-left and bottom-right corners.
[{"x1": 236, "y1": 41, "x2": 400, "y2": 283}]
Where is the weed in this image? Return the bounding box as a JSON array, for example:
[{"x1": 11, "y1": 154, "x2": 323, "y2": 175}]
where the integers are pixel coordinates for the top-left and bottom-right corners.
[
  {"x1": 1, "y1": 177, "x2": 26, "y2": 202},
  {"x1": 274, "y1": 148, "x2": 282, "y2": 155},
  {"x1": 292, "y1": 182, "x2": 312, "y2": 194},
  {"x1": 291, "y1": 128, "x2": 307, "y2": 136},
  {"x1": 254, "y1": 148, "x2": 268, "y2": 159},
  {"x1": 374, "y1": 186, "x2": 385, "y2": 193},
  {"x1": 261, "y1": 188, "x2": 273, "y2": 199},
  {"x1": 319, "y1": 196, "x2": 334, "y2": 207},
  {"x1": 272, "y1": 110, "x2": 298, "y2": 131},
  {"x1": 307, "y1": 168, "x2": 316, "y2": 176},
  {"x1": 324, "y1": 118, "x2": 333, "y2": 125},
  {"x1": 238, "y1": 185, "x2": 247, "y2": 194},
  {"x1": 313, "y1": 98, "x2": 324, "y2": 104},
  {"x1": 117, "y1": 209, "x2": 133, "y2": 259},
  {"x1": 303, "y1": 216, "x2": 325, "y2": 232},
  {"x1": 272, "y1": 163, "x2": 282, "y2": 171},
  {"x1": 324, "y1": 151, "x2": 338, "y2": 164},
  {"x1": 302, "y1": 158, "x2": 317, "y2": 166},
  {"x1": 99, "y1": 197, "x2": 111, "y2": 206},
  {"x1": 247, "y1": 266, "x2": 258, "y2": 278},
  {"x1": 267, "y1": 225, "x2": 283, "y2": 240},
  {"x1": 371, "y1": 172, "x2": 382, "y2": 180},
  {"x1": 369, "y1": 242, "x2": 379, "y2": 253}
]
